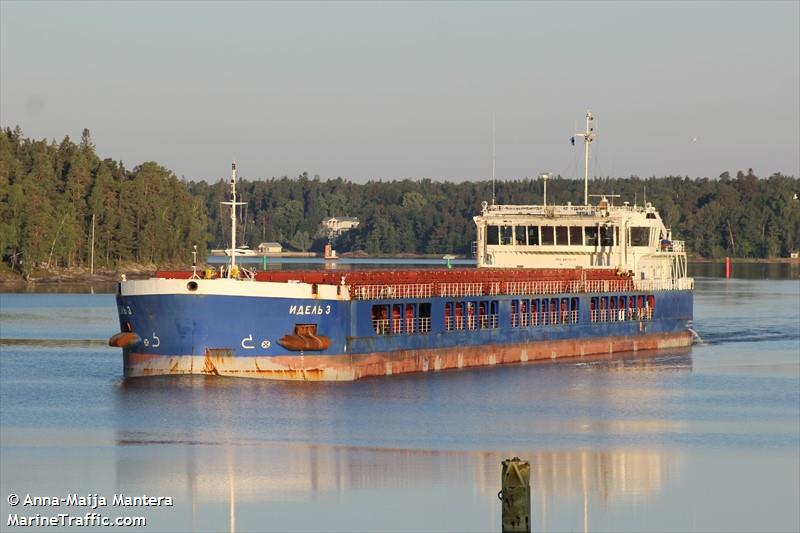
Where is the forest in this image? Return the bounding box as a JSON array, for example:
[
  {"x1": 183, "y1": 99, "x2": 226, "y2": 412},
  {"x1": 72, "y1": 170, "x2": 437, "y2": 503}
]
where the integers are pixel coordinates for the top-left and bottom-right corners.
[
  {"x1": 0, "y1": 127, "x2": 207, "y2": 275},
  {"x1": 191, "y1": 170, "x2": 800, "y2": 260},
  {"x1": 1, "y1": 127, "x2": 798, "y2": 276}
]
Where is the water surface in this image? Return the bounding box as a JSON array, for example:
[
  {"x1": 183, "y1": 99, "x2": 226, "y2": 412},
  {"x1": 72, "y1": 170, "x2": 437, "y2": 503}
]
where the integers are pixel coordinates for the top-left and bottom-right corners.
[{"x1": 0, "y1": 275, "x2": 798, "y2": 532}]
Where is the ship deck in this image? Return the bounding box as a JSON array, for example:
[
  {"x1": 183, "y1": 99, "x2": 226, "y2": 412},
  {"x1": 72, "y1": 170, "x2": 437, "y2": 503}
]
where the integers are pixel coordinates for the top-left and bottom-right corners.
[
  {"x1": 156, "y1": 267, "x2": 629, "y2": 284},
  {"x1": 154, "y1": 267, "x2": 637, "y2": 298}
]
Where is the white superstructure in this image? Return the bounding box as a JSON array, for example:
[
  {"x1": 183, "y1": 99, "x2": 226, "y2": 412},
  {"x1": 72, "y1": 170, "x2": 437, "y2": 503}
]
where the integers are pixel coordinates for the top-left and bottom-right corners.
[{"x1": 473, "y1": 112, "x2": 692, "y2": 290}]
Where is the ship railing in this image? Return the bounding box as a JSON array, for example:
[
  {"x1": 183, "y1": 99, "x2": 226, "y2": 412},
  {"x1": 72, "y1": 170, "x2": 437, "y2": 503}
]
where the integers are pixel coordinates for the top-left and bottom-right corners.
[
  {"x1": 417, "y1": 317, "x2": 431, "y2": 333},
  {"x1": 355, "y1": 277, "x2": 689, "y2": 302},
  {"x1": 354, "y1": 283, "x2": 435, "y2": 300},
  {"x1": 446, "y1": 315, "x2": 497, "y2": 331},
  {"x1": 584, "y1": 279, "x2": 634, "y2": 293},
  {"x1": 439, "y1": 283, "x2": 484, "y2": 297},
  {"x1": 486, "y1": 282, "x2": 502, "y2": 295},
  {"x1": 633, "y1": 278, "x2": 694, "y2": 291},
  {"x1": 512, "y1": 310, "x2": 580, "y2": 326},
  {"x1": 605, "y1": 308, "x2": 627, "y2": 322},
  {"x1": 504, "y1": 280, "x2": 568, "y2": 295},
  {"x1": 375, "y1": 317, "x2": 432, "y2": 335},
  {"x1": 372, "y1": 319, "x2": 390, "y2": 335},
  {"x1": 592, "y1": 308, "x2": 653, "y2": 322},
  {"x1": 484, "y1": 204, "x2": 599, "y2": 217},
  {"x1": 657, "y1": 240, "x2": 685, "y2": 253},
  {"x1": 445, "y1": 316, "x2": 464, "y2": 331}
]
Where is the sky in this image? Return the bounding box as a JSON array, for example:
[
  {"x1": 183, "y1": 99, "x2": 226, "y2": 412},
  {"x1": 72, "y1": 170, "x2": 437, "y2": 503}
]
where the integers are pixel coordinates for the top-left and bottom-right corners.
[{"x1": 1, "y1": 1, "x2": 798, "y2": 183}]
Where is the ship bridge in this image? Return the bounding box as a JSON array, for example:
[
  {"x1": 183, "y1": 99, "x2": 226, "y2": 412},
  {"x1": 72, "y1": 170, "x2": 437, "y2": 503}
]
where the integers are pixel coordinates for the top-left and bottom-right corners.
[{"x1": 473, "y1": 198, "x2": 690, "y2": 288}]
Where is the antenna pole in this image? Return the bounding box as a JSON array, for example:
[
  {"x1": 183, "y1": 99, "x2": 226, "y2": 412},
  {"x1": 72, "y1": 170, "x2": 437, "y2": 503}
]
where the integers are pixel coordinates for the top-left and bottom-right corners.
[
  {"x1": 492, "y1": 113, "x2": 496, "y2": 205},
  {"x1": 230, "y1": 161, "x2": 237, "y2": 277},
  {"x1": 539, "y1": 172, "x2": 550, "y2": 208},
  {"x1": 574, "y1": 111, "x2": 595, "y2": 206},
  {"x1": 220, "y1": 161, "x2": 247, "y2": 279}
]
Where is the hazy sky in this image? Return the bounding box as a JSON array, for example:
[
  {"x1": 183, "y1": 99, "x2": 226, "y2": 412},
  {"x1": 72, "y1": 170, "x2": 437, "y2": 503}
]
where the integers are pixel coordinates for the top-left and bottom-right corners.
[{"x1": 1, "y1": 1, "x2": 798, "y2": 183}]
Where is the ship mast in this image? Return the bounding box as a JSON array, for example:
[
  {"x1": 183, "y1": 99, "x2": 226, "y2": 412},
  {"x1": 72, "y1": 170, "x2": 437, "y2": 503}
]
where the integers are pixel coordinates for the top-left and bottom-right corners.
[
  {"x1": 221, "y1": 161, "x2": 246, "y2": 278},
  {"x1": 574, "y1": 111, "x2": 595, "y2": 206}
]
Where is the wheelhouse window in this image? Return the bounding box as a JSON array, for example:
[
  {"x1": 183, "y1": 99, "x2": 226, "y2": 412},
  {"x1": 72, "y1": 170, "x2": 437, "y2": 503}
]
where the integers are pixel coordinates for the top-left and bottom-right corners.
[
  {"x1": 585, "y1": 226, "x2": 598, "y2": 246},
  {"x1": 487, "y1": 225, "x2": 499, "y2": 245},
  {"x1": 600, "y1": 226, "x2": 614, "y2": 246},
  {"x1": 515, "y1": 226, "x2": 527, "y2": 245},
  {"x1": 631, "y1": 227, "x2": 650, "y2": 246},
  {"x1": 569, "y1": 226, "x2": 583, "y2": 246},
  {"x1": 527, "y1": 226, "x2": 539, "y2": 245},
  {"x1": 541, "y1": 226, "x2": 555, "y2": 245},
  {"x1": 555, "y1": 226, "x2": 568, "y2": 246},
  {"x1": 500, "y1": 226, "x2": 513, "y2": 245}
]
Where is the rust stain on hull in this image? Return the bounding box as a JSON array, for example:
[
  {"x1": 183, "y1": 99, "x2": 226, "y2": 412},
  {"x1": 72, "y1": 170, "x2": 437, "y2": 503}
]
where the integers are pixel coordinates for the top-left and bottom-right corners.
[{"x1": 123, "y1": 331, "x2": 692, "y2": 381}]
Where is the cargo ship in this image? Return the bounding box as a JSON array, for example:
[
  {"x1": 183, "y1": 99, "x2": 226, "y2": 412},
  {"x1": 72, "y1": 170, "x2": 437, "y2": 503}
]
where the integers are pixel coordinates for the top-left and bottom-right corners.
[{"x1": 109, "y1": 112, "x2": 693, "y2": 380}]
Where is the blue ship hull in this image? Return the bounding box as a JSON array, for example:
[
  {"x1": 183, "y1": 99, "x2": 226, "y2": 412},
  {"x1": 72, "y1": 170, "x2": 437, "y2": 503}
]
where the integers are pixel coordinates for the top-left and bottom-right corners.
[{"x1": 114, "y1": 283, "x2": 693, "y2": 380}]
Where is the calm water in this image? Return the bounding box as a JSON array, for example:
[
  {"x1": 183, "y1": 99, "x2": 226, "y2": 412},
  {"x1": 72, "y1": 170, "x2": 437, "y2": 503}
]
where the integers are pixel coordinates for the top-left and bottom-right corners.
[{"x1": 0, "y1": 273, "x2": 798, "y2": 532}]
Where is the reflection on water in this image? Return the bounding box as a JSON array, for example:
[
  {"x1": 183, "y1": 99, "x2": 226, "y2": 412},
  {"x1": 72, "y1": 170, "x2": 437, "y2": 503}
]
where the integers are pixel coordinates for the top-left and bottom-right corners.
[
  {"x1": 112, "y1": 438, "x2": 672, "y2": 533},
  {"x1": 113, "y1": 440, "x2": 668, "y2": 504},
  {"x1": 107, "y1": 351, "x2": 695, "y2": 454}
]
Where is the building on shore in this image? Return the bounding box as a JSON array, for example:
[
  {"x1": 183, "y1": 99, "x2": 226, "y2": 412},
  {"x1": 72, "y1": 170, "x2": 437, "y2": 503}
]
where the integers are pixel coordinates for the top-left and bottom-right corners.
[
  {"x1": 321, "y1": 217, "x2": 360, "y2": 239},
  {"x1": 257, "y1": 242, "x2": 282, "y2": 254}
]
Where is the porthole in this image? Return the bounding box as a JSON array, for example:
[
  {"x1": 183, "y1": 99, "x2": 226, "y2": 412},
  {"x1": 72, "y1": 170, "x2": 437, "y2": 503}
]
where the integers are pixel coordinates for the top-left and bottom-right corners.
[{"x1": 187, "y1": 281, "x2": 199, "y2": 292}]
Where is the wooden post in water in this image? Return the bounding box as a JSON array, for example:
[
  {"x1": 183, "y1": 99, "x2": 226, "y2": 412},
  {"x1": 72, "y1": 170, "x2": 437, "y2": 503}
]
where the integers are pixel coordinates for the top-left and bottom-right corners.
[{"x1": 499, "y1": 457, "x2": 531, "y2": 533}]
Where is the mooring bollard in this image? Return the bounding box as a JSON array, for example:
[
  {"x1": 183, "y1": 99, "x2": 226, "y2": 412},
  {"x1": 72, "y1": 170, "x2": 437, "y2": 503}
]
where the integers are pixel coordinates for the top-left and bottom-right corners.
[{"x1": 498, "y1": 457, "x2": 530, "y2": 533}]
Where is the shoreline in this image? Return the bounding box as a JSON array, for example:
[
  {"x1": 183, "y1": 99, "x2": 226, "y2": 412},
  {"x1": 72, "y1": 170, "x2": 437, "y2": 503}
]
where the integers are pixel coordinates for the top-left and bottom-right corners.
[
  {"x1": 1, "y1": 256, "x2": 797, "y2": 287},
  {"x1": 688, "y1": 257, "x2": 800, "y2": 264}
]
